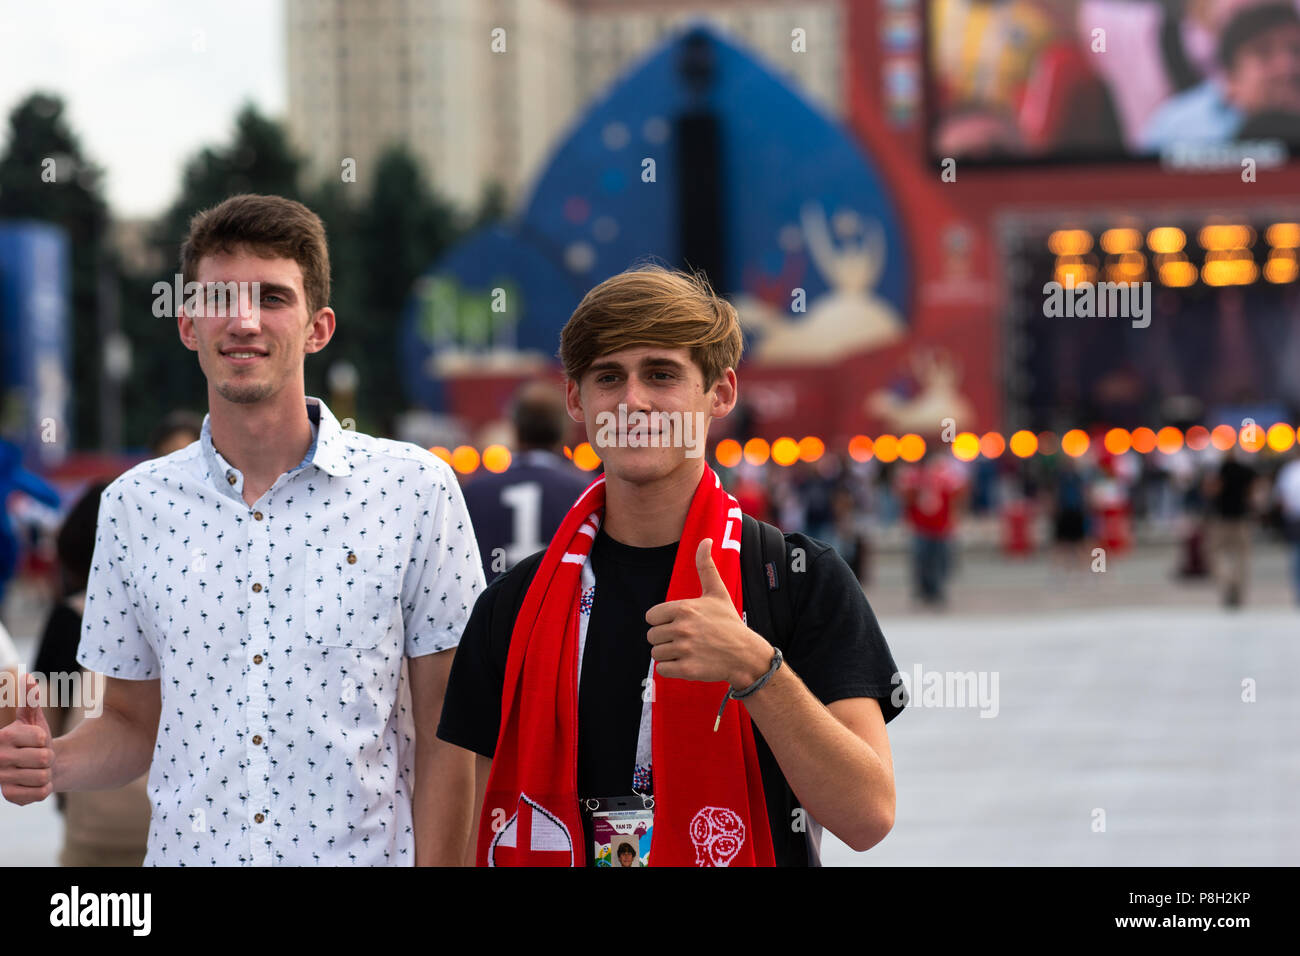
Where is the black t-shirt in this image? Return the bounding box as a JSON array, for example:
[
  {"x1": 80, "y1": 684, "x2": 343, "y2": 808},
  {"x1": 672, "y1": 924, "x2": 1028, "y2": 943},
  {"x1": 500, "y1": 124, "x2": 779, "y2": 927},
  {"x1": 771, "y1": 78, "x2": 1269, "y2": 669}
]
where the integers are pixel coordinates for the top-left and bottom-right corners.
[{"x1": 437, "y1": 526, "x2": 905, "y2": 866}]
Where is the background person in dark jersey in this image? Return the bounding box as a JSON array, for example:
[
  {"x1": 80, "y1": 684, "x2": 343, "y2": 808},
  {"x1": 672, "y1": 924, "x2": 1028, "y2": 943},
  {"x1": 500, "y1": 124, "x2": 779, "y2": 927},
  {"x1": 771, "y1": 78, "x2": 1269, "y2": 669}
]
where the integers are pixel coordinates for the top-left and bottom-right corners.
[
  {"x1": 463, "y1": 381, "x2": 592, "y2": 584},
  {"x1": 438, "y1": 266, "x2": 905, "y2": 866}
]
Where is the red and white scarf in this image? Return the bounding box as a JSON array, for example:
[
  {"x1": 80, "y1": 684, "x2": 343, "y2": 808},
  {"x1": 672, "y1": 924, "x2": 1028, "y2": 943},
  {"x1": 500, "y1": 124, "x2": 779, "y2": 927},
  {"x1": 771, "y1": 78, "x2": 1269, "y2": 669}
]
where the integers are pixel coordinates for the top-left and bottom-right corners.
[{"x1": 478, "y1": 465, "x2": 775, "y2": 866}]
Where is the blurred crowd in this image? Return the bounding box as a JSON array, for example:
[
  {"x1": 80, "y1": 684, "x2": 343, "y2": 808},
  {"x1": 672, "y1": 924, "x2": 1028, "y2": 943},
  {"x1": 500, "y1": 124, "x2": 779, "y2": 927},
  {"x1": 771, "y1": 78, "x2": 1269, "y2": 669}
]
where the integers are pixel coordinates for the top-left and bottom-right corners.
[
  {"x1": 8, "y1": 404, "x2": 1300, "y2": 626},
  {"x1": 720, "y1": 434, "x2": 1300, "y2": 610}
]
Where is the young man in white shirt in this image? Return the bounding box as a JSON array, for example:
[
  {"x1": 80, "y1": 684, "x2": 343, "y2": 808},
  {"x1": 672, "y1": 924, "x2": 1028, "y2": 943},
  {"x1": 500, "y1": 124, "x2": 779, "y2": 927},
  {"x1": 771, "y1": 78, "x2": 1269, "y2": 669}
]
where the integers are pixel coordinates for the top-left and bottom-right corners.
[{"x1": 0, "y1": 194, "x2": 484, "y2": 865}]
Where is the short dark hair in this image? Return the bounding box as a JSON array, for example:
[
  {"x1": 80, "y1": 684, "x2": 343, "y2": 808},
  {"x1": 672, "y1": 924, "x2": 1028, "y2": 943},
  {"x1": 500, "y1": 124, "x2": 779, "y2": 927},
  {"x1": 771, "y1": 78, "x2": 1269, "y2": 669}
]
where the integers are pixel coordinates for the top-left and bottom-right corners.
[
  {"x1": 180, "y1": 194, "x2": 331, "y2": 316},
  {"x1": 511, "y1": 381, "x2": 569, "y2": 451},
  {"x1": 1219, "y1": 3, "x2": 1300, "y2": 69},
  {"x1": 617, "y1": 842, "x2": 636, "y2": 856},
  {"x1": 149, "y1": 410, "x2": 203, "y2": 456}
]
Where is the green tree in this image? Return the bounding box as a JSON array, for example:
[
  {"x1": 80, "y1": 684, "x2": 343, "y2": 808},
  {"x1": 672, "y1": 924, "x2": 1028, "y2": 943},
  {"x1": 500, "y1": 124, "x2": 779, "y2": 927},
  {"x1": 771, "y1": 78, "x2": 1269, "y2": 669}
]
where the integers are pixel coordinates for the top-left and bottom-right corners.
[
  {"x1": 153, "y1": 103, "x2": 304, "y2": 253},
  {"x1": 301, "y1": 176, "x2": 361, "y2": 419},
  {"x1": 470, "y1": 180, "x2": 509, "y2": 230},
  {"x1": 337, "y1": 145, "x2": 461, "y2": 432},
  {"x1": 0, "y1": 92, "x2": 110, "y2": 450}
]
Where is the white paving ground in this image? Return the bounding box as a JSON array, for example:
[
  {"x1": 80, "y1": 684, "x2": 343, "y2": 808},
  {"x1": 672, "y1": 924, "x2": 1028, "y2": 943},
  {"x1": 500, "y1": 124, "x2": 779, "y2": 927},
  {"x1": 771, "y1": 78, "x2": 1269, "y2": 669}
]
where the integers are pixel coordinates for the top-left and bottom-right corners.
[
  {"x1": 823, "y1": 606, "x2": 1300, "y2": 866},
  {"x1": 4, "y1": 541, "x2": 1298, "y2": 866}
]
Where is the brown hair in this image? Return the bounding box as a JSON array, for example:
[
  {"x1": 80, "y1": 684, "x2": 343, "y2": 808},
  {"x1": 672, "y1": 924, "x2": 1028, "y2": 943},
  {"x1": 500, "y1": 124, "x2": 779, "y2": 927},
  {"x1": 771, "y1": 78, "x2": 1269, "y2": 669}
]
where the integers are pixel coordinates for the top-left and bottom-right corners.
[
  {"x1": 180, "y1": 194, "x2": 330, "y2": 316},
  {"x1": 559, "y1": 265, "x2": 743, "y2": 388}
]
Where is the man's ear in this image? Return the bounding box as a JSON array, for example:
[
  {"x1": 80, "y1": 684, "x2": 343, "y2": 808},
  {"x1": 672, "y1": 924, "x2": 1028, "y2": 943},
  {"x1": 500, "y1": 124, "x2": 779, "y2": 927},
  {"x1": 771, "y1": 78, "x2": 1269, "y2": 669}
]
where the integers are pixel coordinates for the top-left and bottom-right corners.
[
  {"x1": 709, "y1": 367, "x2": 738, "y2": 420},
  {"x1": 303, "y1": 307, "x2": 336, "y2": 354},
  {"x1": 565, "y1": 377, "x2": 585, "y2": 423},
  {"x1": 177, "y1": 308, "x2": 199, "y2": 352}
]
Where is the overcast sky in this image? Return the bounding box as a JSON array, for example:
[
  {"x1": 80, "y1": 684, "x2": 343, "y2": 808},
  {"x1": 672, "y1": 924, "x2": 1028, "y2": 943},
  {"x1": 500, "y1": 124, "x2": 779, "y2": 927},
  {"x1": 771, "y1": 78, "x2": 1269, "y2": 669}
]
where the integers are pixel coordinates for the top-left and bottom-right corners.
[{"x1": 0, "y1": 0, "x2": 285, "y2": 219}]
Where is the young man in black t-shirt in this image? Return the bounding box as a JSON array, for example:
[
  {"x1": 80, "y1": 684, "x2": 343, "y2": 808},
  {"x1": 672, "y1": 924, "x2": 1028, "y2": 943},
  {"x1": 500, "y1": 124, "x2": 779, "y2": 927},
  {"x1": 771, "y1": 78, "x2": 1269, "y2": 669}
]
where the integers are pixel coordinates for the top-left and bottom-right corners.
[{"x1": 437, "y1": 266, "x2": 905, "y2": 866}]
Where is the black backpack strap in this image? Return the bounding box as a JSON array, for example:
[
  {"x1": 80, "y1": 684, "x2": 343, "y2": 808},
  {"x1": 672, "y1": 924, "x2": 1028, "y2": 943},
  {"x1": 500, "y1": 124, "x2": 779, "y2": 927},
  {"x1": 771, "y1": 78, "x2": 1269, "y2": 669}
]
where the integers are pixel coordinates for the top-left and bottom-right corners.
[
  {"x1": 739, "y1": 513, "x2": 794, "y2": 649},
  {"x1": 758, "y1": 517, "x2": 794, "y2": 648},
  {"x1": 740, "y1": 513, "x2": 771, "y2": 640},
  {"x1": 740, "y1": 513, "x2": 822, "y2": 866}
]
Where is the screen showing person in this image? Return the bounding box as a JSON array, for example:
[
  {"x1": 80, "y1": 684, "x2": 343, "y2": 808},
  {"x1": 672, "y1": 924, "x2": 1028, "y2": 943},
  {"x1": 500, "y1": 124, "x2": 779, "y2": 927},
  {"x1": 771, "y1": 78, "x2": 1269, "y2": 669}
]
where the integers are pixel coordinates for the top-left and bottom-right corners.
[{"x1": 929, "y1": 0, "x2": 1300, "y2": 160}]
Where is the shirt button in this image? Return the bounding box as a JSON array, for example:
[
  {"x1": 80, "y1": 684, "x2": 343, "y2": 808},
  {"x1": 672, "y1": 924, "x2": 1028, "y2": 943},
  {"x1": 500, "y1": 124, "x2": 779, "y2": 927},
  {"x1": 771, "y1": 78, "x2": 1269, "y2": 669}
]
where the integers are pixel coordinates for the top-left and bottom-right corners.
[
  {"x1": 226, "y1": 474, "x2": 237, "y2": 486},
  {"x1": 252, "y1": 582, "x2": 263, "y2": 593},
  {"x1": 346, "y1": 552, "x2": 357, "y2": 565},
  {"x1": 254, "y1": 813, "x2": 265, "y2": 824},
  {"x1": 252, "y1": 734, "x2": 263, "y2": 746},
  {"x1": 253, "y1": 654, "x2": 264, "y2": 665},
  {"x1": 253, "y1": 510, "x2": 263, "y2": 521}
]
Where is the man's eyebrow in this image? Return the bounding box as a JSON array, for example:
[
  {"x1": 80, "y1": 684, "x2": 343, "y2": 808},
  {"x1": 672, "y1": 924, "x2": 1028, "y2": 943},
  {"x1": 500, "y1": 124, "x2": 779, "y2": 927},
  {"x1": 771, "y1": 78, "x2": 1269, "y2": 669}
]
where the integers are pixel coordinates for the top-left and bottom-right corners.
[
  {"x1": 252, "y1": 282, "x2": 298, "y2": 300},
  {"x1": 588, "y1": 356, "x2": 687, "y2": 374}
]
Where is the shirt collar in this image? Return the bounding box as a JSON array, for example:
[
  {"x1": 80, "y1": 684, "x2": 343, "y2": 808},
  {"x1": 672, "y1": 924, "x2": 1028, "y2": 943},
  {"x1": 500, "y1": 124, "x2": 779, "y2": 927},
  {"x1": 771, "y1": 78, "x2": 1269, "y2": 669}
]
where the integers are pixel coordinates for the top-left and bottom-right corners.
[
  {"x1": 304, "y1": 396, "x2": 352, "y2": 477},
  {"x1": 200, "y1": 395, "x2": 352, "y2": 496}
]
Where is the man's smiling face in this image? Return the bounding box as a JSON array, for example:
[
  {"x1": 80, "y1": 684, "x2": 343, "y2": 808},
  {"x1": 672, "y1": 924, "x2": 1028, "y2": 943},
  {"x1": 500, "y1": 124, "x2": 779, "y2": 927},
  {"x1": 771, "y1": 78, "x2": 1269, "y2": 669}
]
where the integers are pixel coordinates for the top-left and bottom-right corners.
[
  {"x1": 178, "y1": 247, "x2": 333, "y2": 405},
  {"x1": 567, "y1": 345, "x2": 735, "y2": 484}
]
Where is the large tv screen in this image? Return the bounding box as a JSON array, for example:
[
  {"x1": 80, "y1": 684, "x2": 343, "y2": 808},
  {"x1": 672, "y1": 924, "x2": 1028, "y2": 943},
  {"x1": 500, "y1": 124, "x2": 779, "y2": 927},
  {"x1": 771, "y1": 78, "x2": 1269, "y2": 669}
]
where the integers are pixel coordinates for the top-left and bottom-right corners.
[
  {"x1": 927, "y1": 0, "x2": 1300, "y2": 162},
  {"x1": 999, "y1": 212, "x2": 1300, "y2": 431}
]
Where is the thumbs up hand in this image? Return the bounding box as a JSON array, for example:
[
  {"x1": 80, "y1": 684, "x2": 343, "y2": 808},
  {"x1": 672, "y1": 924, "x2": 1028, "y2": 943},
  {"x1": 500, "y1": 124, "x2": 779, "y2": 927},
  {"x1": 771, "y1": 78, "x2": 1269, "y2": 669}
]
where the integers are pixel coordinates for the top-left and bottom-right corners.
[
  {"x1": 0, "y1": 674, "x2": 55, "y2": 805},
  {"x1": 645, "y1": 538, "x2": 774, "y2": 686}
]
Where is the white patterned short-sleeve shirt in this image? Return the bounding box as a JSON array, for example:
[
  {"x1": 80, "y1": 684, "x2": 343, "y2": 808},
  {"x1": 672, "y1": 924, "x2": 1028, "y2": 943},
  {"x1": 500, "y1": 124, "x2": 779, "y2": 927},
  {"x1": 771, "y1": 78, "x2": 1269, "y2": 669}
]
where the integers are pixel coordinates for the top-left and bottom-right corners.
[{"x1": 77, "y1": 397, "x2": 485, "y2": 866}]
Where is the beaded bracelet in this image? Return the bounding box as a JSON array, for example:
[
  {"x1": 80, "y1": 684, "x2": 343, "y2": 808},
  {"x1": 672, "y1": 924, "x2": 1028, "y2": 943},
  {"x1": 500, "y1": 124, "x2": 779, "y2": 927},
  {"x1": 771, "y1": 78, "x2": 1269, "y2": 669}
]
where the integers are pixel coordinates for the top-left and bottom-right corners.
[{"x1": 713, "y1": 647, "x2": 784, "y2": 731}]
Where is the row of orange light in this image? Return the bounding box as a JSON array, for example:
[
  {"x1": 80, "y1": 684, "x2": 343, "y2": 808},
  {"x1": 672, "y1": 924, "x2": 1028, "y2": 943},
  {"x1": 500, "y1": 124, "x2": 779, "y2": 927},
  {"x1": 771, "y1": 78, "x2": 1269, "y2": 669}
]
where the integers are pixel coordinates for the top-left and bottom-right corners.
[
  {"x1": 1048, "y1": 223, "x2": 1300, "y2": 257},
  {"x1": 428, "y1": 423, "x2": 1298, "y2": 474},
  {"x1": 1050, "y1": 223, "x2": 1300, "y2": 287},
  {"x1": 1052, "y1": 249, "x2": 1296, "y2": 288}
]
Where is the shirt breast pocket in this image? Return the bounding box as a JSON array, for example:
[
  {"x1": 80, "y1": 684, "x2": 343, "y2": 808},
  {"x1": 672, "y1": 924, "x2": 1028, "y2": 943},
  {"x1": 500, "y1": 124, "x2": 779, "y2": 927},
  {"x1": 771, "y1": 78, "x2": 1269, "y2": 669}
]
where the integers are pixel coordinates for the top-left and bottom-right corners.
[{"x1": 306, "y1": 546, "x2": 402, "y2": 650}]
